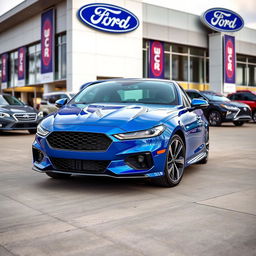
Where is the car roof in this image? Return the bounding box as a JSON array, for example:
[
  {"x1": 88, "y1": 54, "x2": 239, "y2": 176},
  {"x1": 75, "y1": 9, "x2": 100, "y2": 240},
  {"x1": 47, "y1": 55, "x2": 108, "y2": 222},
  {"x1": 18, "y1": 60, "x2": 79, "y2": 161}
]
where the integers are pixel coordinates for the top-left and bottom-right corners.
[{"x1": 43, "y1": 91, "x2": 75, "y2": 96}]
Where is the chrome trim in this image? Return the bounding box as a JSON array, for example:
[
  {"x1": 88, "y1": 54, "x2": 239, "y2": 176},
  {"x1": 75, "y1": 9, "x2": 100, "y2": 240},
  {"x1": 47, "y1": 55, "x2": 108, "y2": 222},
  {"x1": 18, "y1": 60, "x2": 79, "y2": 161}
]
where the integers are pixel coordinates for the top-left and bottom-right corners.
[
  {"x1": 32, "y1": 166, "x2": 148, "y2": 179},
  {"x1": 187, "y1": 152, "x2": 207, "y2": 165},
  {"x1": 13, "y1": 113, "x2": 37, "y2": 122}
]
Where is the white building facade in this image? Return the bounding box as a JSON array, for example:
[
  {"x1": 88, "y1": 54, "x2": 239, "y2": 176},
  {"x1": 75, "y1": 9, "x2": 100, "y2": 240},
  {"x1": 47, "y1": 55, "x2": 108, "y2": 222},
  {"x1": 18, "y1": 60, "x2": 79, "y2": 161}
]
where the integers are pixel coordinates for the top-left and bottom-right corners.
[{"x1": 0, "y1": 0, "x2": 256, "y2": 105}]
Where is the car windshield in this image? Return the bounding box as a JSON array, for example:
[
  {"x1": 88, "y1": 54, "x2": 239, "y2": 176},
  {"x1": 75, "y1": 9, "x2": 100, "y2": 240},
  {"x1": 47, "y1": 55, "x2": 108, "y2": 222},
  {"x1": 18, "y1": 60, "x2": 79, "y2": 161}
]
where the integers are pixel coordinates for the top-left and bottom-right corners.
[
  {"x1": 71, "y1": 80, "x2": 179, "y2": 105},
  {"x1": 0, "y1": 95, "x2": 24, "y2": 106},
  {"x1": 201, "y1": 92, "x2": 230, "y2": 102}
]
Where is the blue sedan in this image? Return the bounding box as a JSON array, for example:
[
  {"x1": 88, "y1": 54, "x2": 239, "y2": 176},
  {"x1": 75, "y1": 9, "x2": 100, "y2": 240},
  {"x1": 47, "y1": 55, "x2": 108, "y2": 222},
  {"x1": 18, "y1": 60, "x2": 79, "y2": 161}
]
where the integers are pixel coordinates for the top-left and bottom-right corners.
[{"x1": 32, "y1": 79, "x2": 209, "y2": 187}]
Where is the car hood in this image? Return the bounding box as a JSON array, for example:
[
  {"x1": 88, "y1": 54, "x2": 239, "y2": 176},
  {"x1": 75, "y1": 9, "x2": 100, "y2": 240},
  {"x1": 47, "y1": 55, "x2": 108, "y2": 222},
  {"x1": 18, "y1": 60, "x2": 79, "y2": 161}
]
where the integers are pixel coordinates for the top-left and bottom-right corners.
[
  {"x1": 0, "y1": 105, "x2": 37, "y2": 113},
  {"x1": 212, "y1": 101, "x2": 249, "y2": 108},
  {"x1": 51, "y1": 103, "x2": 179, "y2": 132}
]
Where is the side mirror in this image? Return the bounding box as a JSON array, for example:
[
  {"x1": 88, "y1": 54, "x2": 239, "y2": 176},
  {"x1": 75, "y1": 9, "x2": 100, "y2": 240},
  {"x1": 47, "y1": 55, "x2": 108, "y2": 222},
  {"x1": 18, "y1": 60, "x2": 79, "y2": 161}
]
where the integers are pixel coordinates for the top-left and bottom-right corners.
[
  {"x1": 190, "y1": 98, "x2": 209, "y2": 110},
  {"x1": 55, "y1": 98, "x2": 68, "y2": 108}
]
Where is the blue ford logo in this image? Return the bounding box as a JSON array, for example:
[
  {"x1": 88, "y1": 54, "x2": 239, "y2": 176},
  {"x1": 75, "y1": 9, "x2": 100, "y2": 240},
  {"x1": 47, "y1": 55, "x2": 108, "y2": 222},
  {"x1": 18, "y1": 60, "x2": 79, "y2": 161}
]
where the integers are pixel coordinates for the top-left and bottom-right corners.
[
  {"x1": 201, "y1": 8, "x2": 244, "y2": 32},
  {"x1": 77, "y1": 3, "x2": 139, "y2": 33}
]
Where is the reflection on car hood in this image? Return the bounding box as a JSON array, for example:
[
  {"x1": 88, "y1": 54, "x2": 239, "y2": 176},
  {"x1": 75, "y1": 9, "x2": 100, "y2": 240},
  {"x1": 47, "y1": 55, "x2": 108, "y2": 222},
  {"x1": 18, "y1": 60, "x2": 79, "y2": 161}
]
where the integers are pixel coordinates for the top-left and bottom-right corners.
[
  {"x1": 213, "y1": 101, "x2": 249, "y2": 108},
  {"x1": 53, "y1": 104, "x2": 179, "y2": 131},
  {"x1": 0, "y1": 105, "x2": 37, "y2": 113}
]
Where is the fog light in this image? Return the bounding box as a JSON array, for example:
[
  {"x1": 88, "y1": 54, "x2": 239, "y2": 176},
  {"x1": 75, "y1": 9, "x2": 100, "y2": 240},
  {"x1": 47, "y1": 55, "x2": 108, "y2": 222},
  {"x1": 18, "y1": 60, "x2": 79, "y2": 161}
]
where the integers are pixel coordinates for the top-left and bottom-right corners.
[
  {"x1": 137, "y1": 155, "x2": 145, "y2": 163},
  {"x1": 125, "y1": 152, "x2": 153, "y2": 170},
  {"x1": 33, "y1": 148, "x2": 44, "y2": 163}
]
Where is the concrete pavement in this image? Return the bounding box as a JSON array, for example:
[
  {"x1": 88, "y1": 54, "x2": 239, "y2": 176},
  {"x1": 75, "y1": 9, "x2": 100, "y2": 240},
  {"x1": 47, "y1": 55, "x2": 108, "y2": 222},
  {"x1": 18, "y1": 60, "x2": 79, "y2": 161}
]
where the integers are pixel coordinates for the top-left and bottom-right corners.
[{"x1": 0, "y1": 124, "x2": 256, "y2": 256}]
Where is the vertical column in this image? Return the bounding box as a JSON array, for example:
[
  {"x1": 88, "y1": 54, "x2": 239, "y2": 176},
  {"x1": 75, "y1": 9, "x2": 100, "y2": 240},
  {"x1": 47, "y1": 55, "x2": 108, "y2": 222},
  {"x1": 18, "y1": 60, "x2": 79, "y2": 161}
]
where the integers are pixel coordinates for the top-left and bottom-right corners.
[
  {"x1": 209, "y1": 33, "x2": 223, "y2": 94},
  {"x1": 43, "y1": 84, "x2": 55, "y2": 94}
]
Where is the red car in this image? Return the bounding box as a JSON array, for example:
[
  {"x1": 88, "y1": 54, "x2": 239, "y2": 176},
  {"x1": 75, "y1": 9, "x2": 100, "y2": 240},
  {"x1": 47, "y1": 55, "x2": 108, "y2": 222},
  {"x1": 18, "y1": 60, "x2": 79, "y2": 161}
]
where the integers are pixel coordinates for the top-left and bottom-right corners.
[{"x1": 227, "y1": 90, "x2": 256, "y2": 122}]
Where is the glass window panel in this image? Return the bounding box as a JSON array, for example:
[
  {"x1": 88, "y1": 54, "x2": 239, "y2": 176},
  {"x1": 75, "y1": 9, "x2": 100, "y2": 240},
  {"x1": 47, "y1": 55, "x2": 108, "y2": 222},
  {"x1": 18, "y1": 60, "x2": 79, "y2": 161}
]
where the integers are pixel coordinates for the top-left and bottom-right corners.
[
  {"x1": 248, "y1": 57, "x2": 256, "y2": 64},
  {"x1": 143, "y1": 50, "x2": 148, "y2": 78},
  {"x1": 164, "y1": 43, "x2": 170, "y2": 52},
  {"x1": 190, "y1": 57, "x2": 204, "y2": 83},
  {"x1": 172, "y1": 55, "x2": 188, "y2": 81},
  {"x1": 237, "y1": 55, "x2": 246, "y2": 62},
  {"x1": 206, "y1": 59, "x2": 209, "y2": 83},
  {"x1": 172, "y1": 45, "x2": 188, "y2": 54},
  {"x1": 190, "y1": 47, "x2": 204, "y2": 56},
  {"x1": 236, "y1": 63, "x2": 247, "y2": 85},
  {"x1": 248, "y1": 64, "x2": 256, "y2": 86},
  {"x1": 164, "y1": 53, "x2": 170, "y2": 79},
  {"x1": 61, "y1": 43, "x2": 66, "y2": 79}
]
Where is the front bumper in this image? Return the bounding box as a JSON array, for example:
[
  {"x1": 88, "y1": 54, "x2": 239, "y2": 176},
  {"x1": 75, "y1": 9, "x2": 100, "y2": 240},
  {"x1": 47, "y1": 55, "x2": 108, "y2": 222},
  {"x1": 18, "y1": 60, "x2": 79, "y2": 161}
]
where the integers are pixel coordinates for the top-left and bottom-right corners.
[
  {"x1": 223, "y1": 108, "x2": 252, "y2": 122},
  {"x1": 32, "y1": 128, "x2": 170, "y2": 178},
  {"x1": 0, "y1": 116, "x2": 42, "y2": 130}
]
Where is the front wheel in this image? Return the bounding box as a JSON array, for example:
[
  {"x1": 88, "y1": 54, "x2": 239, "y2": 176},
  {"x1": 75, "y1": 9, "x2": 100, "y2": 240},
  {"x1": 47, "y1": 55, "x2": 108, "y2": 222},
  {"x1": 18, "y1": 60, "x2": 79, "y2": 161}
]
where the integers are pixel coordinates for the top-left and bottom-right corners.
[
  {"x1": 233, "y1": 121, "x2": 244, "y2": 126},
  {"x1": 46, "y1": 172, "x2": 71, "y2": 179},
  {"x1": 208, "y1": 111, "x2": 222, "y2": 126},
  {"x1": 252, "y1": 111, "x2": 256, "y2": 123},
  {"x1": 154, "y1": 134, "x2": 185, "y2": 187}
]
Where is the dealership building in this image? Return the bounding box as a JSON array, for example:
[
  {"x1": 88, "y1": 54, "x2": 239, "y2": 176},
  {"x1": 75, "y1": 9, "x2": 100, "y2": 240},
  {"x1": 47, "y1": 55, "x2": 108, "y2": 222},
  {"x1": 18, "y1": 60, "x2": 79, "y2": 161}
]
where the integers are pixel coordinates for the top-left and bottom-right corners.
[{"x1": 1, "y1": 0, "x2": 256, "y2": 105}]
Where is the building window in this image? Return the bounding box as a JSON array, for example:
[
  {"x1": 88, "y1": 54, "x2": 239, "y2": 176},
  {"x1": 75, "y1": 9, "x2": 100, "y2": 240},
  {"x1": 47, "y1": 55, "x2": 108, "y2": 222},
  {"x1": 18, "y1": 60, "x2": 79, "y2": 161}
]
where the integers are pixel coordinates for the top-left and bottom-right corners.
[
  {"x1": 28, "y1": 43, "x2": 41, "y2": 84},
  {"x1": 10, "y1": 51, "x2": 18, "y2": 87},
  {"x1": 237, "y1": 54, "x2": 256, "y2": 87},
  {"x1": 56, "y1": 34, "x2": 66, "y2": 80},
  {"x1": 142, "y1": 40, "x2": 208, "y2": 84}
]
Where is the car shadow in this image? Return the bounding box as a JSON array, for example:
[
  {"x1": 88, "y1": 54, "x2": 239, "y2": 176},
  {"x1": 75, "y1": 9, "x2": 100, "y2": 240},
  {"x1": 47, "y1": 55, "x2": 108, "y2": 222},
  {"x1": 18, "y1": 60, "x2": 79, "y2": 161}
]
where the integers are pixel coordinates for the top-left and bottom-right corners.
[{"x1": 0, "y1": 131, "x2": 32, "y2": 136}]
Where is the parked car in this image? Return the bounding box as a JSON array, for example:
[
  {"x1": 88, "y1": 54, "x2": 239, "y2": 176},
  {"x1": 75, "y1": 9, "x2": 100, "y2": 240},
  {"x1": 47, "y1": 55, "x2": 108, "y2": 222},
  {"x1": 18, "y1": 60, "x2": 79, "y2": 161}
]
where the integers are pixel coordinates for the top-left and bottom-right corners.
[
  {"x1": 186, "y1": 90, "x2": 252, "y2": 126},
  {"x1": 227, "y1": 90, "x2": 256, "y2": 122},
  {"x1": 0, "y1": 94, "x2": 43, "y2": 134},
  {"x1": 39, "y1": 92, "x2": 75, "y2": 116},
  {"x1": 33, "y1": 79, "x2": 209, "y2": 187}
]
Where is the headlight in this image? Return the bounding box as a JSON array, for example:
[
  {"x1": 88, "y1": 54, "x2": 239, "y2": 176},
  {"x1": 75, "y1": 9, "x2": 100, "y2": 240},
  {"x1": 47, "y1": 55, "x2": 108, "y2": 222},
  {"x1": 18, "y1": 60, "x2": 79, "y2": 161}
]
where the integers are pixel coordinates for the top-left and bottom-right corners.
[
  {"x1": 37, "y1": 123, "x2": 50, "y2": 137},
  {"x1": 114, "y1": 125, "x2": 165, "y2": 140},
  {"x1": 37, "y1": 111, "x2": 44, "y2": 118},
  {"x1": 220, "y1": 104, "x2": 239, "y2": 111},
  {"x1": 0, "y1": 112, "x2": 10, "y2": 118}
]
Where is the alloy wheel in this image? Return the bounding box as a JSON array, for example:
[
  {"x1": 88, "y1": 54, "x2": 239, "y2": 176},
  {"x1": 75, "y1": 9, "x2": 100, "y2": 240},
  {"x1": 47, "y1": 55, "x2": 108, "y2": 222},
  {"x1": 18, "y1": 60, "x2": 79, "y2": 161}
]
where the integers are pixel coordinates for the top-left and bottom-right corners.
[
  {"x1": 208, "y1": 111, "x2": 221, "y2": 126},
  {"x1": 167, "y1": 137, "x2": 185, "y2": 183}
]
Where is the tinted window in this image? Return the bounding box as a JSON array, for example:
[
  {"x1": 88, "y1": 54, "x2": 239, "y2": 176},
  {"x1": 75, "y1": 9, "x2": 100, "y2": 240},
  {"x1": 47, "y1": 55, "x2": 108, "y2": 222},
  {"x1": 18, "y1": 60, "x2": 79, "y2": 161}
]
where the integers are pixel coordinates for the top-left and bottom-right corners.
[
  {"x1": 71, "y1": 81, "x2": 179, "y2": 105},
  {"x1": 0, "y1": 95, "x2": 24, "y2": 106},
  {"x1": 201, "y1": 92, "x2": 230, "y2": 102},
  {"x1": 186, "y1": 91, "x2": 202, "y2": 99}
]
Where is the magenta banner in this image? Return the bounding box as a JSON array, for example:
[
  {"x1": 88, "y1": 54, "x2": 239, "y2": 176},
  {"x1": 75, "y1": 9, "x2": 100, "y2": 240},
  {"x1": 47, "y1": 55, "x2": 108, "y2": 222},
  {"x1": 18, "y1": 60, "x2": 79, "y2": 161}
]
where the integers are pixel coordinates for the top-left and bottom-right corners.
[
  {"x1": 224, "y1": 35, "x2": 236, "y2": 84},
  {"x1": 1, "y1": 53, "x2": 8, "y2": 89},
  {"x1": 17, "y1": 47, "x2": 26, "y2": 86},
  {"x1": 149, "y1": 41, "x2": 164, "y2": 79},
  {"x1": 41, "y1": 8, "x2": 55, "y2": 82}
]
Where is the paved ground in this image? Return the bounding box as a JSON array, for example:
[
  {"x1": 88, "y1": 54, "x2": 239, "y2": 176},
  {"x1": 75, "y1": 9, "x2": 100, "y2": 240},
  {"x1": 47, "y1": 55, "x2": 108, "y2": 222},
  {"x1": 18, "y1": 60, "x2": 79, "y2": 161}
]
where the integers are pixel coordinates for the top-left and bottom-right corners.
[{"x1": 0, "y1": 124, "x2": 256, "y2": 256}]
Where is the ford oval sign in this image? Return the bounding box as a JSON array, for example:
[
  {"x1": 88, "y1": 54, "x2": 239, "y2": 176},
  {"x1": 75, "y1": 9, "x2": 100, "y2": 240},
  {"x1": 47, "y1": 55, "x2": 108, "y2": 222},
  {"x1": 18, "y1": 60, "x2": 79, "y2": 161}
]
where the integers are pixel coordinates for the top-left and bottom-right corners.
[
  {"x1": 201, "y1": 8, "x2": 244, "y2": 32},
  {"x1": 77, "y1": 3, "x2": 139, "y2": 33}
]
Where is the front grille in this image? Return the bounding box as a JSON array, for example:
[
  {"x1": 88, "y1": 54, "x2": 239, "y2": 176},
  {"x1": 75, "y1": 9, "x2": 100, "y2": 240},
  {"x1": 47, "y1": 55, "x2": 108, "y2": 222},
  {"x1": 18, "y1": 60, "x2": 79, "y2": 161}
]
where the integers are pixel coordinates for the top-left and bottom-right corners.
[
  {"x1": 13, "y1": 113, "x2": 37, "y2": 122},
  {"x1": 47, "y1": 132, "x2": 112, "y2": 151},
  {"x1": 237, "y1": 107, "x2": 251, "y2": 116},
  {"x1": 50, "y1": 157, "x2": 110, "y2": 173}
]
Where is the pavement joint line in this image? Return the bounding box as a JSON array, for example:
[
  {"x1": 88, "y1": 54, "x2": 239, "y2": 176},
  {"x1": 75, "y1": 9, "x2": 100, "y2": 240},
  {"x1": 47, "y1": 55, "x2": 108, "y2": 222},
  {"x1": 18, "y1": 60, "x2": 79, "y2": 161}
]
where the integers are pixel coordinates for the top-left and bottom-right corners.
[
  {"x1": 0, "y1": 244, "x2": 18, "y2": 256},
  {"x1": 195, "y1": 188, "x2": 256, "y2": 204},
  {"x1": 0, "y1": 192, "x2": 146, "y2": 256},
  {"x1": 195, "y1": 202, "x2": 256, "y2": 217}
]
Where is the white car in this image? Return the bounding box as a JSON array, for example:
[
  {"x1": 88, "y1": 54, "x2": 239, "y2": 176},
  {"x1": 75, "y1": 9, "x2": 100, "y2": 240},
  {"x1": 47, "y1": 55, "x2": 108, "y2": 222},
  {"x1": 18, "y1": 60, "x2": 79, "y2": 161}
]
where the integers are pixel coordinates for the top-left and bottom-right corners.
[{"x1": 39, "y1": 92, "x2": 76, "y2": 116}]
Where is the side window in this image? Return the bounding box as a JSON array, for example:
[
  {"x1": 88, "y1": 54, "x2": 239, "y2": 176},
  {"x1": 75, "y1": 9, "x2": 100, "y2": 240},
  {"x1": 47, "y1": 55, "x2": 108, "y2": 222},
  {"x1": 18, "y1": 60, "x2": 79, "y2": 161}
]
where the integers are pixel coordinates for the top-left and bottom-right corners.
[
  {"x1": 48, "y1": 96, "x2": 57, "y2": 104},
  {"x1": 179, "y1": 88, "x2": 191, "y2": 108},
  {"x1": 229, "y1": 94, "x2": 235, "y2": 100}
]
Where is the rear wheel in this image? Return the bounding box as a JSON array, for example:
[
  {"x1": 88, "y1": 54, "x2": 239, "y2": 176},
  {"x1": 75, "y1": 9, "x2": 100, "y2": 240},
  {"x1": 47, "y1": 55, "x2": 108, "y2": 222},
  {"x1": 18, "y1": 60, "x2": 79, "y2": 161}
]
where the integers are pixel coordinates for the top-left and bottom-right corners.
[
  {"x1": 46, "y1": 172, "x2": 71, "y2": 179},
  {"x1": 208, "y1": 111, "x2": 222, "y2": 126},
  {"x1": 233, "y1": 121, "x2": 244, "y2": 126},
  {"x1": 252, "y1": 111, "x2": 256, "y2": 123},
  {"x1": 154, "y1": 135, "x2": 185, "y2": 187}
]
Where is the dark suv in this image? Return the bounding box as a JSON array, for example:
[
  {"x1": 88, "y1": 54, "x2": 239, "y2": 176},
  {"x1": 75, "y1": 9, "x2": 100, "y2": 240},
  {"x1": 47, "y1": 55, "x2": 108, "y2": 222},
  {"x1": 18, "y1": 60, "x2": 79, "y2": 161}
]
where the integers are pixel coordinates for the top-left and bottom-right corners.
[
  {"x1": 0, "y1": 94, "x2": 43, "y2": 133},
  {"x1": 227, "y1": 90, "x2": 256, "y2": 122},
  {"x1": 186, "y1": 90, "x2": 251, "y2": 126}
]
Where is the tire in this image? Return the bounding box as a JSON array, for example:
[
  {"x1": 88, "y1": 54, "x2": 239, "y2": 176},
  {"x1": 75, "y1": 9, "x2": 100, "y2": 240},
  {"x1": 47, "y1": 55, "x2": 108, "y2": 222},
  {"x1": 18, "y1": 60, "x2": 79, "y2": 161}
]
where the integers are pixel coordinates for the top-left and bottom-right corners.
[
  {"x1": 28, "y1": 129, "x2": 37, "y2": 134},
  {"x1": 208, "y1": 110, "x2": 222, "y2": 126},
  {"x1": 252, "y1": 111, "x2": 256, "y2": 123},
  {"x1": 233, "y1": 121, "x2": 244, "y2": 126},
  {"x1": 46, "y1": 172, "x2": 71, "y2": 179},
  {"x1": 153, "y1": 134, "x2": 186, "y2": 187}
]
